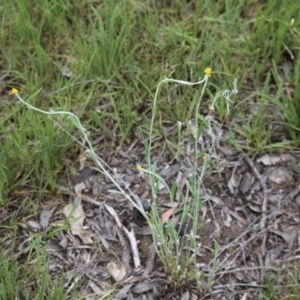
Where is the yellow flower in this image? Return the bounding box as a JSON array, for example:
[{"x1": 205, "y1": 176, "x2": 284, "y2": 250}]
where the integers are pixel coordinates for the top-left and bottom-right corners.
[
  {"x1": 136, "y1": 165, "x2": 143, "y2": 172},
  {"x1": 204, "y1": 67, "x2": 212, "y2": 76},
  {"x1": 11, "y1": 88, "x2": 19, "y2": 95}
]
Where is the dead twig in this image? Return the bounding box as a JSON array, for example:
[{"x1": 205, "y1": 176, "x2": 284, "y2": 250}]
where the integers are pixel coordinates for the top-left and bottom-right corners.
[
  {"x1": 214, "y1": 265, "x2": 281, "y2": 276},
  {"x1": 123, "y1": 226, "x2": 141, "y2": 271},
  {"x1": 105, "y1": 204, "x2": 142, "y2": 271}
]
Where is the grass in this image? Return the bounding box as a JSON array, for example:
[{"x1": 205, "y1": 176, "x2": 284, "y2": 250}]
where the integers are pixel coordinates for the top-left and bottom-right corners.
[
  {"x1": 1, "y1": 0, "x2": 300, "y2": 298},
  {"x1": 0, "y1": 248, "x2": 68, "y2": 300},
  {"x1": 260, "y1": 261, "x2": 300, "y2": 300}
]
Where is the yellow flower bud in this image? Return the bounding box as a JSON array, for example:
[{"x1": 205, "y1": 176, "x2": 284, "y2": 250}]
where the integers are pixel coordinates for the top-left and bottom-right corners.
[
  {"x1": 136, "y1": 165, "x2": 143, "y2": 172},
  {"x1": 204, "y1": 67, "x2": 212, "y2": 76},
  {"x1": 11, "y1": 88, "x2": 19, "y2": 95}
]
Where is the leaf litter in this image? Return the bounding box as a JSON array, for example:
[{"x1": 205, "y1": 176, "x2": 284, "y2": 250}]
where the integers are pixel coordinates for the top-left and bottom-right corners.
[{"x1": 4, "y1": 121, "x2": 300, "y2": 299}]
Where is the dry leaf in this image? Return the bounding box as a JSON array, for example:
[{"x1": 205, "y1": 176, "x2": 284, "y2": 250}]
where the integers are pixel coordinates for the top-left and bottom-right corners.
[
  {"x1": 59, "y1": 64, "x2": 73, "y2": 77},
  {"x1": 114, "y1": 283, "x2": 134, "y2": 299},
  {"x1": 217, "y1": 145, "x2": 237, "y2": 156},
  {"x1": 133, "y1": 281, "x2": 156, "y2": 293},
  {"x1": 162, "y1": 206, "x2": 178, "y2": 225},
  {"x1": 144, "y1": 242, "x2": 156, "y2": 275},
  {"x1": 54, "y1": 55, "x2": 77, "y2": 78},
  {"x1": 181, "y1": 291, "x2": 190, "y2": 300},
  {"x1": 27, "y1": 220, "x2": 41, "y2": 231},
  {"x1": 63, "y1": 203, "x2": 93, "y2": 244},
  {"x1": 257, "y1": 154, "x2": 290, "y2": 166},
  {"x1": 227, "y1": 168, "x2": 239, "y2": 194},
  {"x1": 88, "y1": 280, "x2": 103, "y2": 294},
  {"x1": 266, "y1": 166, "x2": 293, "y2": 184},
  {"x1": 74, "y1": 182, "x2": 86, "y2": 195},
  {"x1": 190, "y1": 293, "x2": 198, "y2": 300},
  {"x1": 241, "y1": 293, "x2": 248, "y2": 300},
  {"x1": 134, "y1": 225, "x2": 152, "y2": 236},
  {"x1": 107, "y1": 261, "x2": 126, "y2": 282},
  {"x1": 63, "y1": 203, "x2": 85, "y2": 234},
  {"x1": 239, "y1": 172, "x2": 254, "y2": 194},
  {"x1": 40, "y1": 206, "x2": 57, "y2": 230},
  {"x1": 59, "y1": 234, "x2": 68, "y2": 249},
  {"x1": 78, "y1": 230, "x2": 94, "y2": 245},
  {"x1": 221, "y1": 206, "x2": 232, "y2": 228},
  {"x1": 270, "y1": 229, "x2": 296, "y2": 249}
]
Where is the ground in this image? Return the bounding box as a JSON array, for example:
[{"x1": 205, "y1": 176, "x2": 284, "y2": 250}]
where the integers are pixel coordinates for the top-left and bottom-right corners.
[{"x1": 1, "y1": 1, "x2": 300, "y2": 299}]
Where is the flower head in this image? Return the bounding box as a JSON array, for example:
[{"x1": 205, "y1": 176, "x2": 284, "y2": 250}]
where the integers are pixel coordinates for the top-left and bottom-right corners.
[
  {"x1": 136, "y1": 165, "x2": 143, "y2": 172},
  {"x1": 11, "y1": 88, "x2": 19, "y2": 95},
  {"x1": 204, "y1": 67, "x2": 212, "y2": 76}
]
